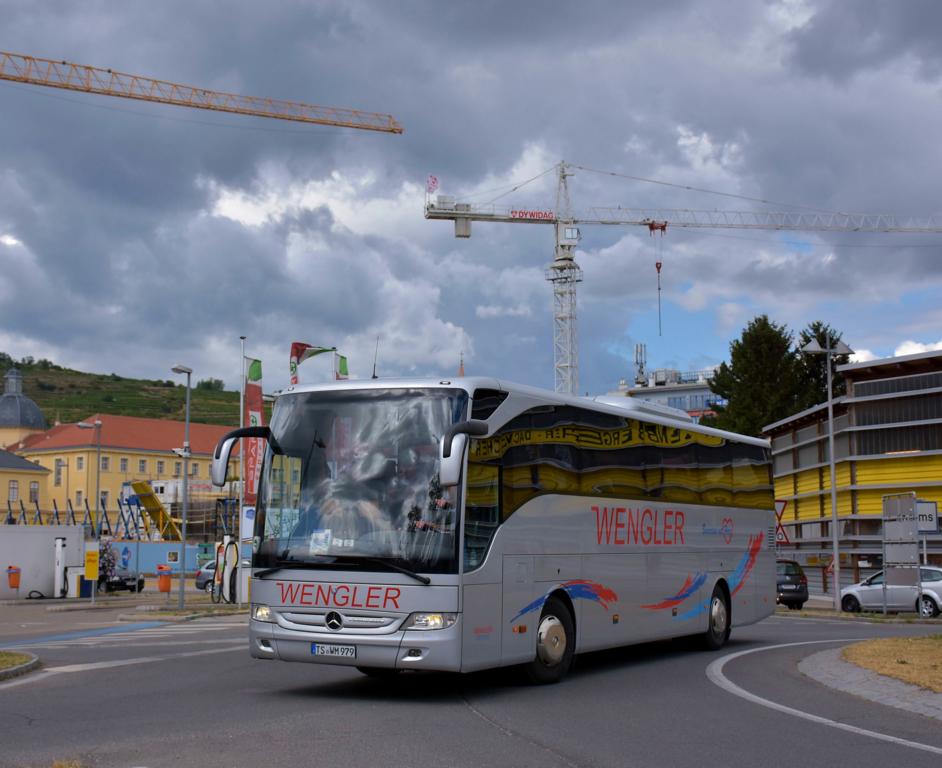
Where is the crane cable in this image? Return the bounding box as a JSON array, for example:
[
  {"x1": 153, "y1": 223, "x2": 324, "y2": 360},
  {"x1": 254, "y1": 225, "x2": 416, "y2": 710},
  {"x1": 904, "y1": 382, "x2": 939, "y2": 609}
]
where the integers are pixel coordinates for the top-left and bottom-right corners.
[{"x1": 648, "y1": 221, "x2": 668, "y2": 336}]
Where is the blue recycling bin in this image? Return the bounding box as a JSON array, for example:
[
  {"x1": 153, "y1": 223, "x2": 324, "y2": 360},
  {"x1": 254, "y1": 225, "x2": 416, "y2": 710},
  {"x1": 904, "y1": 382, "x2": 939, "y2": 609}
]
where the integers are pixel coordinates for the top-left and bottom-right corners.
[{"x1": 79, "y1": 576, "x2": 93, "y2": 598}]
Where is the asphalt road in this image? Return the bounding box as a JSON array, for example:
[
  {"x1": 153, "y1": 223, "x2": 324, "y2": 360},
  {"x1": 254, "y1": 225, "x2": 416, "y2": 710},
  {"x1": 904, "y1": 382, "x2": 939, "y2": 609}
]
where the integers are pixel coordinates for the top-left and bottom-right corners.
[{"x1": 1, "y1": 612, "x2": 940, "y2": 768}]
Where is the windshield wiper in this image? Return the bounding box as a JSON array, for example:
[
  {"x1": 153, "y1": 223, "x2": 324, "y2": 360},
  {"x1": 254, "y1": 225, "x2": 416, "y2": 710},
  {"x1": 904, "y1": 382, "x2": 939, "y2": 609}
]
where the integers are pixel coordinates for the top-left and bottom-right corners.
[
  {"x1": 329, "y1": 555, "x2": 432, "y2": 585},
  {"x1": 254, "y1": 558, "x2": 325, "y2": 578},
  {"x1": 254, "y1": 556, "x2": 431, "y2": 584}
]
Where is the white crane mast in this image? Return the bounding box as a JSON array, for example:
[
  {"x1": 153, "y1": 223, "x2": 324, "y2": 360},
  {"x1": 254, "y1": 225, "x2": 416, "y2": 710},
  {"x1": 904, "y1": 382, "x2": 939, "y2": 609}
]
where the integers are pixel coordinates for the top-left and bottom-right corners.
[{"x1": 424, "y1": 162, "x2": 942, "y2": 394}]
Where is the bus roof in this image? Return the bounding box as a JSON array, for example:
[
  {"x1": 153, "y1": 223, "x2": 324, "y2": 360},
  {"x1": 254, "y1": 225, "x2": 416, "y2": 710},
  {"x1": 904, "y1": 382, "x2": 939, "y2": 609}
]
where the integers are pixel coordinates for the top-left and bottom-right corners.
[{"x1": 277, "y1": 376, "x2": 769, "y2": 449}]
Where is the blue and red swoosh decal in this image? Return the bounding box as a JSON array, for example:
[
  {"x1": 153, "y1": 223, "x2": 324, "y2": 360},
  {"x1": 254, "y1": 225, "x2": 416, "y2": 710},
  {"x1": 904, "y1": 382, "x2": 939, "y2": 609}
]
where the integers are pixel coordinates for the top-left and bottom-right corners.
[
  {"x1": 641, "y1": 533, "x2": 764, "y2": 620},
  {"x1": 510, "y1": 580, "x2": 618, "y2": 623}
]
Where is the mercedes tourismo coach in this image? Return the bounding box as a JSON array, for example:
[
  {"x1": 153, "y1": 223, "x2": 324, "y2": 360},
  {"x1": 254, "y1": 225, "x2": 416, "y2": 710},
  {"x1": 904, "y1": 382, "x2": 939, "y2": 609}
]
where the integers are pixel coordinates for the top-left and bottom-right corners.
[{"x1": 212, "y1": 377, "x2": 775, "y2": 683}]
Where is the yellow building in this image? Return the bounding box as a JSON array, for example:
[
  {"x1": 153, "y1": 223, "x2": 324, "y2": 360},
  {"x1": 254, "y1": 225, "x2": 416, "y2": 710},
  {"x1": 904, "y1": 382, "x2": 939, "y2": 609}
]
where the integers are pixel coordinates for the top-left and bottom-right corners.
[
  {"x1": 0, "y1": 369, "x2": 46, "y2": 449},
  {"x1": 764, "y1": 349, "x2": 942, "y2": 596},
  {"x1": 0, "y1": 448, "x2": 50, "y2": 517},
  {"x1": 17, "y1": 413, "x2": 240, "y2": 516}
]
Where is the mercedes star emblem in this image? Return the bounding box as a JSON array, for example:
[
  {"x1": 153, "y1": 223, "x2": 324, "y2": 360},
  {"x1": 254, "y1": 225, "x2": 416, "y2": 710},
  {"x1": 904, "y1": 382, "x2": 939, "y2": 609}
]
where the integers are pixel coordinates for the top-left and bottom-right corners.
[{"x1": 325, "y1": 611, "x2": 343, "y2": 631}]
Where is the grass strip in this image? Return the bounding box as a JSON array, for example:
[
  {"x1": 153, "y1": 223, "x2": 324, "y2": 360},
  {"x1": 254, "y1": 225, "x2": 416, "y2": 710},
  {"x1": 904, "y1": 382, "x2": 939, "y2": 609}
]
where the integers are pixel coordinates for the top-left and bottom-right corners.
[
  {"x1": 0, "y1": 651, "x2": 31, "y2": 670},
  {"x1": 842, "y1": 635, "x2": 942, "y2": 693}
]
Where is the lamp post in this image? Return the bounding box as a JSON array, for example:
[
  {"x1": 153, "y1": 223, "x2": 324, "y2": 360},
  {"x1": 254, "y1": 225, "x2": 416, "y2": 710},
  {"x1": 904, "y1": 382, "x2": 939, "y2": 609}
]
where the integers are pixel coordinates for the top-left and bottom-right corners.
[
  {"x1": 172, "y1": 365, "x2": 192, "y2": 610},
  {"x1": 801, "y1": 338, "x2": 853, "y2": 611},
  {"x1": 77, "y1": 419, "x2": 103, "y2": 604}
]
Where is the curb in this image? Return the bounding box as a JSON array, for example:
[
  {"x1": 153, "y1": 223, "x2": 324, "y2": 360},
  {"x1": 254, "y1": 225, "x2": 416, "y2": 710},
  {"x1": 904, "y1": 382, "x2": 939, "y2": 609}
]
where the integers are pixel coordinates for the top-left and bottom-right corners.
[
  {"x1": 117, "y1": 609, "x2": 248, "y2": 623},
  {"x1": 0, "y1": 652, "x2": 41, "y2": 682},
  {"x1": 775, "y1": 607, "x2": 941, "y2": 625}
]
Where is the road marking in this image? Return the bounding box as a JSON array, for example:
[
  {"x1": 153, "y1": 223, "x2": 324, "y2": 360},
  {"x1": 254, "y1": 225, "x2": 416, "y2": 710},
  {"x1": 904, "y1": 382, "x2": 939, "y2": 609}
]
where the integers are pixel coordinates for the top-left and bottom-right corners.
[
  {"x1": 707, "y1": 639, "x2": 942, "y2": 757},
  {"x1": 0, "y1": 622, "x2": 167, "y2": 649}
]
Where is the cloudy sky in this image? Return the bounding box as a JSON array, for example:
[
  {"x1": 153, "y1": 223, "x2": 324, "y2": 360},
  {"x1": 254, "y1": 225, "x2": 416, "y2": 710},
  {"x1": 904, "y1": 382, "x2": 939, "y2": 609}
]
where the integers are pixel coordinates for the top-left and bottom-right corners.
[{"x1": 2, "y1": 0, "x2": 942, "y2": 396}]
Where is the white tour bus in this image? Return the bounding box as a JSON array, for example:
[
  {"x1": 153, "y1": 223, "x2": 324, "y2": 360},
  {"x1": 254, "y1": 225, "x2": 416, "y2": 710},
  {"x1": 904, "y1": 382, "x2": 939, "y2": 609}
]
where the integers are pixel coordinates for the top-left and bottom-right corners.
[{"x1": 212, "y1": 377, "x2": 775, "y2": 683}]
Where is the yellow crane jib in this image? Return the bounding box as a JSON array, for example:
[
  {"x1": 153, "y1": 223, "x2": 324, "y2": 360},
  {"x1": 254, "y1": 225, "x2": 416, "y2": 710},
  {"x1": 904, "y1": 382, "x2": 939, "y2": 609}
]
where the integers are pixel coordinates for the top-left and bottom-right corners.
[
  {"x1": 130, "y1": 480, "x2": 181, "y2": 542},
  {"x1": 0, "y1": 50, "x2": 403, "y2": 134}
]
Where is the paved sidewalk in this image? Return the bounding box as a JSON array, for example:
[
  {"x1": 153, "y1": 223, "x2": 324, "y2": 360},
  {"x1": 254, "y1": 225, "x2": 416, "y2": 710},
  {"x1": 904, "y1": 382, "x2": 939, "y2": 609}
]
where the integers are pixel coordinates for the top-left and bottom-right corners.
[{"x1": 800, "y1": 647, "x2": 942, "y2": 722}]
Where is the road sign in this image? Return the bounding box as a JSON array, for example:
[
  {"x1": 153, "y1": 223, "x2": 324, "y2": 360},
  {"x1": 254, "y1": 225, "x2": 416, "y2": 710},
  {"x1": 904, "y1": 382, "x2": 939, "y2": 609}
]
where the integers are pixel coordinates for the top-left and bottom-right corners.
[
  {"x1": 917, "y1": 501, "x2": 938, "y2": 533},
  {"x1": 774, "y1": 499, "x2": 791, "y2": 546},
  {"x1": 84, "y1": 550, "x2": 100, "y2": 581}
]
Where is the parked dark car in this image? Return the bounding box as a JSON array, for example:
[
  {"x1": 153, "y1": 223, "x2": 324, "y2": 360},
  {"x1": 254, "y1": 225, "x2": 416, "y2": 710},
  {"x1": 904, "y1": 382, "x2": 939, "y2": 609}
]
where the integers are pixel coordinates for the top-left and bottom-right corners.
[
  {"x1": 100, "y1": 567, "x2": 144, "y2": 593},
  {"x1": 776, "y1": 559, "x2": 808, "y2": 609},
  {"x1": 195, "y1": 560, "x2": 216, "y2": 592}
]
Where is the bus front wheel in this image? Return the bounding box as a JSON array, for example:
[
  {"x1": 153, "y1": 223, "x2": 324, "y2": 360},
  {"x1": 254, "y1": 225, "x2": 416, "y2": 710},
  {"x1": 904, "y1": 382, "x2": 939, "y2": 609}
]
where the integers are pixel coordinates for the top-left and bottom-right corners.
[
  {"x1": 524, "y1": 596, "x2": 574, "y2": 684},
  {"x1": 703, "y1": 584, "x2": 731, "y2": 651}
]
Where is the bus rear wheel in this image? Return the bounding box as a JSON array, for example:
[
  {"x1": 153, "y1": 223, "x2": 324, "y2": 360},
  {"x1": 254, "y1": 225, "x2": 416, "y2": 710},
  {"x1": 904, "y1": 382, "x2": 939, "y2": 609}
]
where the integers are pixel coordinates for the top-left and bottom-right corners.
[
  {"x1": 702, "y1": 585, "x2": 730, "y2": 651},
  {"x1": 523, "y1": 596, "x2": 574, "y2": 684}
]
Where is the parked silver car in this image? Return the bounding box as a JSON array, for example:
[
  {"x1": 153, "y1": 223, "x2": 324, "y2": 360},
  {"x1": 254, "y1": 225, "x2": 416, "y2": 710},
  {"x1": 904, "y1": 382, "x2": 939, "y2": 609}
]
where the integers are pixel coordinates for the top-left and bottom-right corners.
[{"x1": 840, "y1": 567, "x2": 942, "y2": 617}]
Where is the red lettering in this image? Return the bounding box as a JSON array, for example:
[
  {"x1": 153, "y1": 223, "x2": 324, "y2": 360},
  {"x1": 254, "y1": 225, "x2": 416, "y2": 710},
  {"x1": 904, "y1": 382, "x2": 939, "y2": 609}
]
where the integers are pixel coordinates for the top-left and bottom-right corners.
[
  {"x1": 315, "y1": 584, "x2": 332, "y2": 606},
  {"x1": 366, "y1": 586, "x2": 381, "y2": 608},
  {"x1": 614, "y1": 507, "x2": 626, "y2": 545},
  {"x1": 641, "y1": 508, "x2": 653, "y2": 545},
  {"x1": 384, "y1": 587, "x2": 401, "y2": 609},
  {"x1": 350, "y1": 585, "x2": 364, "y2": 608},
  {"x1": 663, "y1": 510, "x2": 674, "y2": 545},
  {"x1": 277, "y1": 582, "x2": 302, "y2": 604},
  {"x1": 300, "y1": 583, "x2": 314, "y2": 606},
  {"x1": 595, "y1": 505, "x2": 616, "y2": 545},
  {"x1": 626, "y1": 507, "x2": 640, "y2": 544},
  {"x1": 652, "y1": 509, "x2": 662, "y2": 545},
  {"x1": 675, "y1": 510, "x2": 686, "y2": 544},
  {"x1": 334, "y1": 585, "x2": 350, "y2": 607}
]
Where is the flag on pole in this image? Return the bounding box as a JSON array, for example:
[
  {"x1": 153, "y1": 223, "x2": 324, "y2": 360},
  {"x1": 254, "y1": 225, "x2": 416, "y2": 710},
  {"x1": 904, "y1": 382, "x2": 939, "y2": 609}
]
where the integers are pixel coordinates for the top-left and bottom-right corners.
[
  {"x1": 426, "y1": 174, "x2": 439, "y2": 193},
  {"x1": 289, "y1": 342, "x2": 335, "y2": 385},
  {"x1": 243, "y1": 357, "x2": 264, "y2": 506},
  {"x1": 335, "y1": 353, "x2": 349, "y2": 380}
]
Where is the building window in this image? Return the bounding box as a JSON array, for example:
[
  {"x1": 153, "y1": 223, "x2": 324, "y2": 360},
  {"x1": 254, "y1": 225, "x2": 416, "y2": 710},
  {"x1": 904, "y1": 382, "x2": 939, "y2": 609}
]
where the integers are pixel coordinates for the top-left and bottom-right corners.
[
  {"x1": 174, "y1": 461, "x2": 182, "y2": 477},
  {"x1": 76, "y1": 490, "x2": 83, "y2": 507},
  {"x1": 157, "y1": 460, "x2": 165, "y2": 475},
  {"x1": 54, "y1": 459, "x2": 63, "y2": 487},
  {"x1": 101, "y1": 456, "x2": 110, "y2": 471},
  {"x1": 8, "y1": 479, "x2": 18, "y2": 502},
  {"x1": 191, "y1": 463, "x2": 198, "y2": 477},
  {"x1": 29, "y1": 481, "x2": 39, "y2": 504},
  {"x1": 101, "y1": 490, "x2": 109, "y2": 509},
  {"x1": 77, "y1": 456, "x2": 84, "y2": 471},
  {"x1": 139, "y1": 459, "x2": 147, "y2": 474},
  {"x1": 120, "y1": 457, "x2": 128, "y2": 473}
]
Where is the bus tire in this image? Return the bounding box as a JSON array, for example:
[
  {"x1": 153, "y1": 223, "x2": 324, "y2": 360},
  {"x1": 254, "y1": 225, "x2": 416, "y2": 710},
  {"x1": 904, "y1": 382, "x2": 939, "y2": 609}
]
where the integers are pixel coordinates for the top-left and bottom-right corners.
[
  {"x1": 702, "y1": 584, "x2": 730, "y2": 651},
  {"x1": 524, "y1": 596, "x2": 575, "y2": 684}
]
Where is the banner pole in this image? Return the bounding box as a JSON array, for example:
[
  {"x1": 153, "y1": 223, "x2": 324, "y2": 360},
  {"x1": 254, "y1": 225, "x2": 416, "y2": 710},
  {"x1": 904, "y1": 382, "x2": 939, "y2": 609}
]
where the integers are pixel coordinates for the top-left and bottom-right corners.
[{"x1": 238, "y1": 335, "x2": 246, "y2": 606}]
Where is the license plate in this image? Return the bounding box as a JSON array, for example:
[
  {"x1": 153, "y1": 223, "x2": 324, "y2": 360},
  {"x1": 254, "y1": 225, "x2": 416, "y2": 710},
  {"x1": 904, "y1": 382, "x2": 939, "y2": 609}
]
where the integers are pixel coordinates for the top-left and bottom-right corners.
[
  {"x1": 311, "y1": 643, "x2": 356, "y2": 658},
  {"x1": 781, "y1": 584, "x2": 796, "y2": 590}
]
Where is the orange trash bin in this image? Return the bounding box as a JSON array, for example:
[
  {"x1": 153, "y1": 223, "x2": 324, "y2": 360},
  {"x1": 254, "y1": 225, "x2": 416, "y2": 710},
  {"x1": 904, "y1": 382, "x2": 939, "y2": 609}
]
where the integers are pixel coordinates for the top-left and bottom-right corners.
[
  {"x1": 6, "y1": 566, "x2": 21, "y2": 590},
  {"x1": 156, "y1": 564, "x2": 172, "y2": 593}
]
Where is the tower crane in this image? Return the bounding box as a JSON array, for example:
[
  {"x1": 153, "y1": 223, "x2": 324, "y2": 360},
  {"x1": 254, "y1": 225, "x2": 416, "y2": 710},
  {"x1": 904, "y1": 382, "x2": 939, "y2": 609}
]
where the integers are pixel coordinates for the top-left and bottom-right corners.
[
  {"x1": 0, "y1": 50, "x2": 403, "y2": 133},
  {"x1": 426, "y1": 161, "x2": 942, "y2": 394}
]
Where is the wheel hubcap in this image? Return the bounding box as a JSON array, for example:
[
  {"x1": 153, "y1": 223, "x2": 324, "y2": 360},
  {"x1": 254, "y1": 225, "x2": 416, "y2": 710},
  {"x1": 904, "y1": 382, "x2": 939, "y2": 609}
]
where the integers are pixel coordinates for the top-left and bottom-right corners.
[
  {"x1": 536, "y1": 615, "x2": 567, "y2": 666},
  {"x1": 710, "y1": 596, "x2": 728, "y2": 636}
]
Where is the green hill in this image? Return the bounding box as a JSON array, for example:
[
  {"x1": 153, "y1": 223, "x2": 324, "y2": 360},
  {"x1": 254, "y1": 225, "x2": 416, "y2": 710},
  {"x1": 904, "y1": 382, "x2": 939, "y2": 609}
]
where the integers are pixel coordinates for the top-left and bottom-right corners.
[{"x1": 2, "y1": 353, "x2": 245, "y2": 426}]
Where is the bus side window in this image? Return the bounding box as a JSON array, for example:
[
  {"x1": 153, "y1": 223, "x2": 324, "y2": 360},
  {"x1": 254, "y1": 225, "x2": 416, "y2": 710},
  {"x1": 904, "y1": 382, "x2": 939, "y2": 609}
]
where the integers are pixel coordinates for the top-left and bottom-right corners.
[{"x1": 464, "y1": 459, "x2": 500, "y2": 571}]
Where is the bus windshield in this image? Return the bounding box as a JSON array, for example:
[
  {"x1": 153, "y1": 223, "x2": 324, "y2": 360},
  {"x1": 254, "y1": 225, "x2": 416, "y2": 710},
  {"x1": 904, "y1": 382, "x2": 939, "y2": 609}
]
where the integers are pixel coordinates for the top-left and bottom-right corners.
[{"x1": 254, "y1": 388, "x2": 468, "y2": 575}]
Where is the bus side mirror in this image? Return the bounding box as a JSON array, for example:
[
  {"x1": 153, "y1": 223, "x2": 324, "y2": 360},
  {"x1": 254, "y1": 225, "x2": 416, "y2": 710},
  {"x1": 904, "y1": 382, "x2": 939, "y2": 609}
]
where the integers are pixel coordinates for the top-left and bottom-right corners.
[
  {"x1": 212, "y1": 426, "x2": 271, "y2": 487},
  {"x1": 439, "y1": 420, "x2": 489, "y2": 488}
]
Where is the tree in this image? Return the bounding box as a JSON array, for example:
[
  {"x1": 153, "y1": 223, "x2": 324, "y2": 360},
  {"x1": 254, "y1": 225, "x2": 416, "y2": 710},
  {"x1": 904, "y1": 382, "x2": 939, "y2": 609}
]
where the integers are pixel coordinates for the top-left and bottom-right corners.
[
  {"x1": 796, "y1": 321, "x2": 850, "y2": 410},
  {"x1": 705, "y1": 315, "x2": 801, "y2": 437},
  {"x1": 196, "y1": 377, "x2": 225, "y2": 391}
]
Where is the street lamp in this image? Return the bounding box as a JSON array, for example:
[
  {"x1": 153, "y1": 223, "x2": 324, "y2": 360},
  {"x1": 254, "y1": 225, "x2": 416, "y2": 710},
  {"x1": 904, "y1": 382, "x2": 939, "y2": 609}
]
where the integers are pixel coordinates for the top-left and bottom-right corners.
[
  {"x1": 77, "y1": 418, "x2": 102, "y2": 604},
  {"x1": 171, "y1": 364, "x2": 192, "y2": 610},
  {"x1": 801, "y1": 337, "x2": 853, "y2": 611}
]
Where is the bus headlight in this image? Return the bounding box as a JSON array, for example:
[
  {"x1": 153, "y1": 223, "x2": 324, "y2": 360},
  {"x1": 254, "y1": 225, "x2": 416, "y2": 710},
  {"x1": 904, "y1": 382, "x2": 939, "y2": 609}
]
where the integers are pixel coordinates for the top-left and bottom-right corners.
[
  {"x1": 402, "y1": 612, "x2": 457, "y2": 630},
  {"x1": 252, "y1": 604, "x2": 273, "y2": 622}
]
